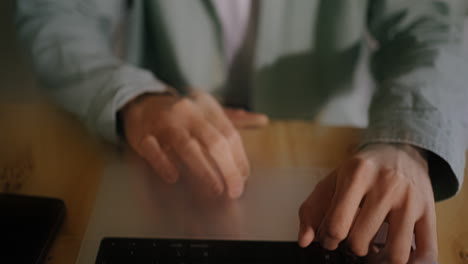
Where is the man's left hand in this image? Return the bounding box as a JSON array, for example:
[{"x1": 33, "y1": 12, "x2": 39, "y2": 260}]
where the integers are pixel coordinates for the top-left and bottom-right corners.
[{"x1": 298, "y1": 143, "x2": 437, "y2": 264}]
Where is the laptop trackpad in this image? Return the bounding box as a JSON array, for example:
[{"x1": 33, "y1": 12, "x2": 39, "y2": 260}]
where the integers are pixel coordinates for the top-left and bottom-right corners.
[{"x1": 131, "y1": 166, "x2": 331, "y2": 240}]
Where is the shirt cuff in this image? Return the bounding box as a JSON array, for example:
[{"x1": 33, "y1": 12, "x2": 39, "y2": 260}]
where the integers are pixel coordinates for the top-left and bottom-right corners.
[
  {"x1": 359, "y1": 114, "x2": 465, "y2": 201},
  {"x1": 91, "y1": 64, "x2": 169, "y2": 144}
]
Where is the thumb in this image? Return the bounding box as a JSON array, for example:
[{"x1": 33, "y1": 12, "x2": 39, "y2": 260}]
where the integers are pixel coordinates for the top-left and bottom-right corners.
[{"x1": 224, "y1": 108, "x2": 269, "y2": 129}]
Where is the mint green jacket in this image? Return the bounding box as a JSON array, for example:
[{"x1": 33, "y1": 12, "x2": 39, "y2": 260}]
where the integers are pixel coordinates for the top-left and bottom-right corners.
[{"x1": 16, "y1": 0, "x2": 468, "y2": 201}]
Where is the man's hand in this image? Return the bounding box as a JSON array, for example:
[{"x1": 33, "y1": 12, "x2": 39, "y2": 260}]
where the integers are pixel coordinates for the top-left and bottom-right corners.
[
  {"x1": 298, "y1": 144, "x2": 437, "y2": 264},
  {"x1": 121, "y1": 91, "x2": 268, "y2": 199}
]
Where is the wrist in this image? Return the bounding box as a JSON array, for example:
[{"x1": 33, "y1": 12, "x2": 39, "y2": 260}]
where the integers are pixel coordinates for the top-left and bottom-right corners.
[
  {"x1": 116, "y1": 89, "x2": 179, "y2": 142},
  {"x1": 360, "y1": 143, "x2": 429, "y2": 167},
  {"x1": 391, "y1": 143, "x2": 429, "y2": 163}
]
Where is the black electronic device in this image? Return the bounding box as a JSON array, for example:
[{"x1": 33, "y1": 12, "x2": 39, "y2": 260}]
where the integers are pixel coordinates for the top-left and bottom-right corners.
[
  {"x1": 0, "y1": 193, "x2": 65, "y2": 264},
  {"x1": 96, "y1": 237, "x2": 364, "y2": 264}
]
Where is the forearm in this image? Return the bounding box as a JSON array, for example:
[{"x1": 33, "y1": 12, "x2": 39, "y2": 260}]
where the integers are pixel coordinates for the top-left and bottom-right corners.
[
  {"x1": 364, "y1": 0, "x2": 468, "y2": 201},
  {"x1": 16, "y1": 0, "x2": 167, "y2": 142}
]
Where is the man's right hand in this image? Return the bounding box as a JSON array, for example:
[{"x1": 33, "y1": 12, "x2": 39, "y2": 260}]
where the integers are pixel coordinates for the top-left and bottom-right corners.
[{"x1": 121, "y1": 91, "x2": 268, "y2": 199}]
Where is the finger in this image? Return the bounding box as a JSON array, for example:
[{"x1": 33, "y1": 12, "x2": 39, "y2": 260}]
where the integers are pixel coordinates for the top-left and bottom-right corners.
[
  {"x1": 193, "y1": 95, "x2": 251, "y2": 180},
  {"x1": 170, "y1": 130, "x2": 225, "y2": 197},
  {"x1": 378, "y1": 206, "x2": 415, "y2": 264},
  {"x1": 190, "y1": 119, "x2": 245, "y2": 199},
  {"x1": 215, "y1": 121, "x2": 250, "y2": 180},
  {"x1": 409, "y1": 210, "x2": 438, "y2": 264},
  {"x1": 298, "y1": 201, "x2": 317, "y2": 248},
  {"x1": 224, "y1": 108, "x2": 269, "y2": 129},
  {"x1": 318, "y1": 162, "x2": 374, "y2": 250},
  {"x1": 298, "y1": 173, "x2": 336, "y2": 248},
  {"x1": 347, "y1": 188, "x2": 393, "y2": 256},
  {"x1": 138, "y1": 135, "x2": 179, "y2": 183}
]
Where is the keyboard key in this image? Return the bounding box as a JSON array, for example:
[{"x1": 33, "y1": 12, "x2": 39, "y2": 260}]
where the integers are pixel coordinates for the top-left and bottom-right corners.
[
  {"x1": 166, "y1": 242, "x2": 187, "y2": 258},
  {"x1": 188, "y1": 243, "x2": 212, "y2": 258},
  {"x1": 134, "y1": 240, "x2": 161, "y2": 258}
]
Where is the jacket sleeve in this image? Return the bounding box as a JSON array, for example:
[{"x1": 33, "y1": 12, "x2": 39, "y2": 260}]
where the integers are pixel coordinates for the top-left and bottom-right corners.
[
  {"x1": 16, "y1": 0, "x2": 167, "y2": 142},
  {"x1": 362, "y1": 0, "x2": 468, "y2": 201}
]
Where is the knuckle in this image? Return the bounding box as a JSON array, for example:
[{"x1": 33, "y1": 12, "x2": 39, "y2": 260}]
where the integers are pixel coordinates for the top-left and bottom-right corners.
[
  {"x1": 347, "y1": 170, "x2": 367, "y2": 185},
  {"x1": 208, "y1": 135, "x2": 230, "y2": 156},
  {"x1": 380, "y1": 169, "x2": 402, "y2": 188},
  {"x1": 179, "y1": 138, "x2": 198, "y2": 152},
  {"x1": 379, "y1": 177, "x2": 402, "y2": 199},
  {"x1": 349, "y1": 156, "x2": 374, "y2": 171},
  {"x1": 174, "y1": 98, "x2": 194, "y2": 112},
  {"x1": 381, "y1": 167, "x2": 405, "y2": 182},
  {"x1": 219, "y1": 124, "x2": 238, "y2": 139},
  {"x1": 346, "y1": 158, "x2": 373, "y2": 182}
]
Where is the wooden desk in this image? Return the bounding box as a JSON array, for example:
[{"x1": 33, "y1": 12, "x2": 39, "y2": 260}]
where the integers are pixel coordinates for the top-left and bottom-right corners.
[{"x1": 1, "y1": 101, "x2": 467, "y2": 264}]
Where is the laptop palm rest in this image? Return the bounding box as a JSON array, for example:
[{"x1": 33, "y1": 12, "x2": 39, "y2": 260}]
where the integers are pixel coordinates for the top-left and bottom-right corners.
[{"x1": 76, "y1": 159, "x2": 330, "y2": 264}]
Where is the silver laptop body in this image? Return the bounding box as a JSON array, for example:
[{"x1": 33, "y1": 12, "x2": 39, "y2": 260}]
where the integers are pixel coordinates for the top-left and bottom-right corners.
[{"x1": 76, "y1": 155, "x2": 329, "y2": 263}]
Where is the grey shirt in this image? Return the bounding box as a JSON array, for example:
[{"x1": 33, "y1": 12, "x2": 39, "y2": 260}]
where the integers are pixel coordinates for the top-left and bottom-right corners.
[{"x1": 16, "y1": 0, "x2": 468, "y2": 201}]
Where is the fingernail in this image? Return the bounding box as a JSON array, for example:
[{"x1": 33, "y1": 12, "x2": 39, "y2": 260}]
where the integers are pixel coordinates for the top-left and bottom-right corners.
[
  {"x1": 230, "y1": 185, "x2": 244, "y2": 199},
  {"x1": 298, "y1": 225, "x2": 308, "y2": 247},
  {"x1": 298, "y1": 223, "x2": 305, "y2": 237}
]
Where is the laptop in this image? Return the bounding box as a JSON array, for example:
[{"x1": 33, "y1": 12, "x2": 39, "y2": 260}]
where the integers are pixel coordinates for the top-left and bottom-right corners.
[{"x1": 76, "y1": 153, "x2": 365, "y2": 263}]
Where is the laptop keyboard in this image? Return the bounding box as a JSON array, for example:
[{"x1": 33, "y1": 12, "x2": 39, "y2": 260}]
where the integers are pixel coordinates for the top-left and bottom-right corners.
[{"x1": 95, "y1": 238, "x2": 365, "y2": 264}]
